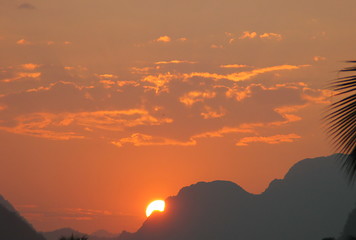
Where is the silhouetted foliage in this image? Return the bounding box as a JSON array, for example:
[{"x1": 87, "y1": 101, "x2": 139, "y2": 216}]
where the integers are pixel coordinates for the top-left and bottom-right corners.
[
  {"x1": 325, "y1": 61, "x2": 356, "y2": 181},
  {"x1": 59, "y1": 234, "x2": 88, "y2": 240},
  {"x1": 322, "y1": 238, "x2": 335, "y2": 240}
]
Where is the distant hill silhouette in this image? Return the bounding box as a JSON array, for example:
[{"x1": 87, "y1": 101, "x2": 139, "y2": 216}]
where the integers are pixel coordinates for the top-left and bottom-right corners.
[
  {"x1": 42, "y1": 228, "x2": 86, "y2": 240},
  {"x1": 42, "y1": 228, "x2": 118, "y2": 240},
  {"x1": 91, "y1": 230, "x2": 119, "y2": 239},
  {"x1": 119, "y1": 155, "x2": 356, "y2": 240},
  {"x1": 0, "y1": 195, "x2": 45, "y2": 240}
]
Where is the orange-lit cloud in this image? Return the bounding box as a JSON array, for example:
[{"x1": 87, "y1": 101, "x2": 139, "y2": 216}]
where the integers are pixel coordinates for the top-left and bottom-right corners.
[
  {"x1": 313, "y1": 56, "x2": 326, "y2": 62},
  {"x1": 0, "y1": 109, "x2": 173, "y2": 140},
  {"x1": 16, "y1": 39, "x2": 31, "y2": 45},
  {"x1": 155, "y1": 60, "x2": 197, "y2": 65},
  {"x1": 2, "y1": 72, "x2": 41, "y2": 82},
  {"x1": 200, "y1": 106, "x2": 226, "y2": 119},
  {"x1": 180, "y1": 91, "x2": 216, "y2": 106},
  {"x1": 186, "y1": 64, "x2": 309, "y2": 82},
  {"x1": 239, "y1": 31, "x2": 257, "y2": 39},
  {"x1": 21, "y1": 63, "x2": 41, "y2": 70},
  {"x1": 259, "y1": 33, "x2": 283, "y2": 41},
  {"x1": 236, "y1": 134, "x2": 301, "y2": 146},
  {"x1": 177, "y1": 37, "x2": 187, "y2": 42},
  {"x1": 220, "y1": 64, "x2": 249, "y2": 69},
  {"x1": 97, "y1": 74, "x2": 118, "y2": 80},
  {"x1": 155, "y1": 36, "x2": 171, "y2": 43},
  {"x1": 112, "y1": 133, "x2": 196, "y2": 147},
  {"x1": 141, "y1": 73, "x2": 178, "y2": 94},
  {"x1": 210, "y1": 44, "x2": 224, "y2": 49}
]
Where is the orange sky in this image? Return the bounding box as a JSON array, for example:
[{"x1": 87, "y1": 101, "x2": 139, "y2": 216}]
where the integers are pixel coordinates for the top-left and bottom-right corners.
[{"x1": 0, "y1": 0, "x2": 356, "y2": 234}]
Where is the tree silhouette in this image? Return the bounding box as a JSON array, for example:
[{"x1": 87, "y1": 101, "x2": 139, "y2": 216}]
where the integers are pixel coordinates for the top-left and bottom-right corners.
[
  {"x1": 59, "y1": 234, "x2": 88, "y2": 240},
  {"x1": 325, "y1": 61, "x2": 356, "y2": 181}
]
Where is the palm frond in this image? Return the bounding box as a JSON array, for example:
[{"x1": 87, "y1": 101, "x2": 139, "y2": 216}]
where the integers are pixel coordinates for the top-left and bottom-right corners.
[{"x1": 325, "y1": 61, "x2": 356, "y2": 182}]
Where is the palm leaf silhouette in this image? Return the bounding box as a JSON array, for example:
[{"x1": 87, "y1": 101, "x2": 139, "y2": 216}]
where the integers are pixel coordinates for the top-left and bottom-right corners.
[{"x1": 325, "y1": 61, "x2": 356, "y2": 181}]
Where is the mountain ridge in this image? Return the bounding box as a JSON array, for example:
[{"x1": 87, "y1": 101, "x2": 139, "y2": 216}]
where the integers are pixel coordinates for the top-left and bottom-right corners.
[{"x1": 120, "y1": 154, "x2": 356, "y2": 240}]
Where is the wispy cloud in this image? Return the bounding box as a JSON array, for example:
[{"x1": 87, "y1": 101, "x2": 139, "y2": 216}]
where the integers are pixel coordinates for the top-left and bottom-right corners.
[
  {"x1": 236, "y1": 133, "x2": 301, "y2": 146},
  {"x1": 112, "y1": 133, "x2": 196, "y2": 147},
  {"x1": 186, "y1": 64, "x2": 309, "y2": 82},
  {"x1": 220, "y1": 64, "x2": 249, "y2": 69},
  {"x1": 155, "y1": 60, "x2": 197, "y2": 65}
]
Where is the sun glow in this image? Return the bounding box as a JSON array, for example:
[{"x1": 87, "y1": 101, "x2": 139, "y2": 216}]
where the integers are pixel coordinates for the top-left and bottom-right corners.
[{"x1": 146, "y1": 200, "x2": 165, "y2": 217}]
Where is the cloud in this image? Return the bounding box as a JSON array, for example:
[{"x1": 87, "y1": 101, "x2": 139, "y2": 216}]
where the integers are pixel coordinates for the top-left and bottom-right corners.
[
  {"x1": 16, "y1": 39, "x2": 31, "y2": 45},
  {"x1": 177, "y1": 37, "x2": 187, "y2": 42},
  {"x1": 186, "y1": 64, "x2": 309, "y2": 82},
  {"x1": 238, "y1": 32, "x2": 282, "y2": 41},
  {"x1": 259, "y1": 33, "x2": 283, "y2": 41},
  {"x1": 155, "y1": 60, "x2": 196, "y2": 65},
  {"x1": 1, "y1": 72, "x2": 41, "y2": 83},
  {"x1": 141, "y1": 73, "x2": 178, "y2": 94},
  {"x1": 0, "y1": 62, "x2": 328, "y2": 147},
  {"x1": 313, "y1": 56, "x2": 326, "y2": 62},
  {"x1": 155, "y1": 36, "x2": 171, "y2": 43},
  {"x1": 21, "y1": 63, "x2": 40, "y2": 70},
  {"x1": 97, "y1": 74, "x2": 118, "y2": 80},
  {"x1": 235, "y1": 133, "x2": 301, "y2": 146},
  {"x1": 239, "y1": 31, "x2": 257, "y2": 39},
  {"x1": 220, "y1": 64, "x2": 249, "y2": 69},
  {"x1": 112, "y1": 133, "x2": 196, "y2": 147},
  {"x1": 18, "y1": 3, "x2": 36, "y2": 10},
  {"x1": 0, "y1": 109, "x2": 173, "y2": 140},
  {"x1": 179, "y1": 91, "x2": 216, "y2": 106},
  {"x1": 210, "y1": 44, "x2": 224, "y2": 49},
  {"x1": 200, "y1": 106, "x2": 226, "y2": 119}
]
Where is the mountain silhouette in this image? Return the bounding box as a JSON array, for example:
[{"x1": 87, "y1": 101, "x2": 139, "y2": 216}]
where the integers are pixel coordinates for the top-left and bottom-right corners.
[
  {"x1": 0, "y1": 195, "x2": 45, "y2": 240},
  {"x1": 42, "y1": 228, "x2": 119, "y2": 240},
  {"x1": 338, "y1": 205, "x2": 356, "y2": 240},
  {"x1": 119, "y1": 155, "x2": 356, "y2": 240}
]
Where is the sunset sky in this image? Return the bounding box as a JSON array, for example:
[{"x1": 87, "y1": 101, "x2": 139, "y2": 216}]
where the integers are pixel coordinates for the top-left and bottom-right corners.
[{"x1": 1, "y1": 0, "x2": 356, "y2": 234}]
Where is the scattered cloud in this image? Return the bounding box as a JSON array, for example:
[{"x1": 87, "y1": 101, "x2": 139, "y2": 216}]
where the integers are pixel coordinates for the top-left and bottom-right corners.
[
  {"x1": 236, "y1": 133, "x2": 301, "y2": 146},
  {"x1": 239, "y1": 31, "x2": 282, "y2": 41},
  {"x1": 112, "y1": 133, "x2": 196, "y2": 147}
]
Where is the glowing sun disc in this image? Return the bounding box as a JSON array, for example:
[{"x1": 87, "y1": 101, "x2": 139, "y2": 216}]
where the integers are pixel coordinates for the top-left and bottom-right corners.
[{"x1": 146, "y1": 200, "x2": 165, "y2": 217}]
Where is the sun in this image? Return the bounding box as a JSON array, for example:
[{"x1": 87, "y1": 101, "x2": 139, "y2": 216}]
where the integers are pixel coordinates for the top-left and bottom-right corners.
[{"x1": 146, "y1": 200, "x2": 165, "y2": 217}]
